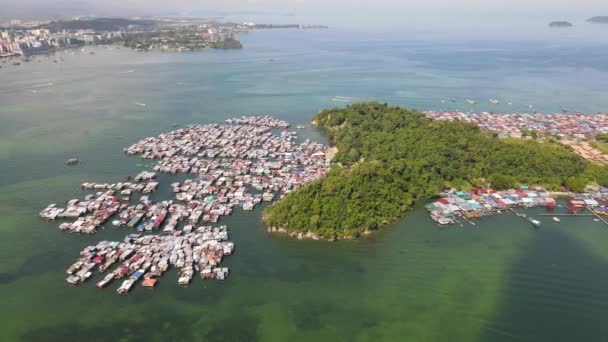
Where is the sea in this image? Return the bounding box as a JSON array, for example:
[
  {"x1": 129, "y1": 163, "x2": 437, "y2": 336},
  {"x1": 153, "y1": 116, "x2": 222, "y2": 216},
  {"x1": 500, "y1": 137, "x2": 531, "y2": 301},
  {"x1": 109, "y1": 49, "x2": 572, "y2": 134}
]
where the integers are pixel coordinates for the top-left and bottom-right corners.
[{"x1": 2, "y1": 27, "x2": 608, "y2": 341}]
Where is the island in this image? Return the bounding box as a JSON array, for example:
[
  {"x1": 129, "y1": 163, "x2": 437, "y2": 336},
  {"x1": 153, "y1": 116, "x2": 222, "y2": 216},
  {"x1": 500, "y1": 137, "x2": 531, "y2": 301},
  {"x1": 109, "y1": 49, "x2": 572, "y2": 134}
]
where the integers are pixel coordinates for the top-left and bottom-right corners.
[
  {"x1": 262, "y1": 102, "x2": 608, "y2": 240},
  {"x1": 587, "y1": 16, "x2": 608, "y2": 24},
  {"x1": 549, "y1": 21, "x2": 573, "y2": 28}
]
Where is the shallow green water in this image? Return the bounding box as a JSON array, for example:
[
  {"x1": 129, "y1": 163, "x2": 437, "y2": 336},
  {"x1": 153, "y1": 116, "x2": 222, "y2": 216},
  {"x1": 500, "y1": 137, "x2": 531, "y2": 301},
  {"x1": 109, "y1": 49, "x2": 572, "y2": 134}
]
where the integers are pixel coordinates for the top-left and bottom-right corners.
[{"x1": 2, "y1": 29, "x2": 608, "y2": 341}]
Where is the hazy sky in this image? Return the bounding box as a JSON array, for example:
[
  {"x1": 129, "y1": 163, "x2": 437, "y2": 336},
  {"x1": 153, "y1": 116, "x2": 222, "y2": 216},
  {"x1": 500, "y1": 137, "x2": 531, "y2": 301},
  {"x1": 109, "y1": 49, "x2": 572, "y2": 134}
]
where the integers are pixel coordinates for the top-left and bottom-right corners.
[{"x1": 2, "y1": 0, "x2": 607, "y2": 29}]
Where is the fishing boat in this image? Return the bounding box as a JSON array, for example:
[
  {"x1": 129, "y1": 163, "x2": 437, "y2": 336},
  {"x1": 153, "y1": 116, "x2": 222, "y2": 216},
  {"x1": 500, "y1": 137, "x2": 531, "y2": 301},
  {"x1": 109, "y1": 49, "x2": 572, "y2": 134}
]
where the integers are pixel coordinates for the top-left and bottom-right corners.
[
  {"x1": 117, "y1": 278, "x2": 135, "y2": 294},
  {"x1": 96, "y1": 272, "x2": 115, "y2": 288},
  {"x1": 66, "y1": 158, "x2": 80, "y2": 166}
]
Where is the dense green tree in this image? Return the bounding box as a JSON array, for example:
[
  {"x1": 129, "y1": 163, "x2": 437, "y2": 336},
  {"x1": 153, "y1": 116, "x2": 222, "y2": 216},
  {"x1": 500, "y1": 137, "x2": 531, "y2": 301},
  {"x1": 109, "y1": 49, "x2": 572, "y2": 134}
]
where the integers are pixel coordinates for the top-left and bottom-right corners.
[{"x1": 263, "y1": 102, "x2": 605, "y2": 239}]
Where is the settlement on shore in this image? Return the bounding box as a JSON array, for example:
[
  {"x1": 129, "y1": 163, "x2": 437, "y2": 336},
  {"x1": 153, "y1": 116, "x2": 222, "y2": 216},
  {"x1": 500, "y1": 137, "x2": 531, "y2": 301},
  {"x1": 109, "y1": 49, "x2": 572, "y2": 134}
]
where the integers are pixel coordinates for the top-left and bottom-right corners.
[{"x1": 40, "y1": 116, "x2": 332, "y2": 294}]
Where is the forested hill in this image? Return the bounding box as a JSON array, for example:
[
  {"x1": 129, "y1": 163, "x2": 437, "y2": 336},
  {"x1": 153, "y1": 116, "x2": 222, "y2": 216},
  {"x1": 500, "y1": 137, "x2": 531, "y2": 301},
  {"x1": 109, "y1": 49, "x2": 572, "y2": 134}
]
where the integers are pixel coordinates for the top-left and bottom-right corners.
[{"x1": 263, "y1": 102, "x2": 608, "y2": 239}]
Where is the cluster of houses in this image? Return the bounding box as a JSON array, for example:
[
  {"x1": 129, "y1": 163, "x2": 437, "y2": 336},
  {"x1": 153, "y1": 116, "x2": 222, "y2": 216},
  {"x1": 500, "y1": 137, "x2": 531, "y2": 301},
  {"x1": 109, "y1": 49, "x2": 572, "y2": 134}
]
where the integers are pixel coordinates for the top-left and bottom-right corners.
[
  {"x1": 426, "y1": 188, "x2": 558, "y2": 225},
  {"x1": 40, "y1": 116, "x2": 332, "y2": 293},
  {"x1": 66, "y1": 227, "x2": 234, "y2": 294},
  {"x1": 427, "y1": 187, "x2": 608, "y2": 225},
  {"x1": 424, "y1": 111, "x2": 608, "y2": 140}
]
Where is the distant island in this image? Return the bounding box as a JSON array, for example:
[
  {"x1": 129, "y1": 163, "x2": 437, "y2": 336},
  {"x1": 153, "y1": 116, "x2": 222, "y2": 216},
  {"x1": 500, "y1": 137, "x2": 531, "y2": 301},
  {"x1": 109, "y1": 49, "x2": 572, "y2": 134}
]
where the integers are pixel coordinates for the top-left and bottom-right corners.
[
  {"x1": 587, "y1": 16, "x2": 608, "y2": 24},
  {"x1": 549, "y1": 21, "x2": 573, "y2": 28},
  {"x1": 262, "y1": 102, "x2": 608, "y2": 240}
]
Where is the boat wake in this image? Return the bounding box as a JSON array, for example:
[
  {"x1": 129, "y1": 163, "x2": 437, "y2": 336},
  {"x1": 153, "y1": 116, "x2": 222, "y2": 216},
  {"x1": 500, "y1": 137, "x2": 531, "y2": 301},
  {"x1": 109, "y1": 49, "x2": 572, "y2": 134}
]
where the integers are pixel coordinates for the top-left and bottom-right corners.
[
  {"x1": 0, "y1": 82, "x2": 54, "y2": 94},
  {"x1": 332, "y1": 96, "x2": 356, "y2": 102}
]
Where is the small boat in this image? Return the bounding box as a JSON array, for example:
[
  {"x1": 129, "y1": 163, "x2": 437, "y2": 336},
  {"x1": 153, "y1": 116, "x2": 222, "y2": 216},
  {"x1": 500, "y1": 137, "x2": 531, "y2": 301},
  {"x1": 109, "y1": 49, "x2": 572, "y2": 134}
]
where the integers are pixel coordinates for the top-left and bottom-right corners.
[
  {"x1": 96, "y1": 272, "x2": 115, "y2": 288},
  {"x1": 489, "y1": 99, "x2": 500, "y2": 104},
  {"x1": 507, "y1": 102, "x2": 513, "y2": 105},
  {"x1": 466, "y1": 99, "x2": 477, "y2": 105},
  {"x1": 553, "y1": 217, "x2": 560, "y2": 222},
  {"x1": 450, "y1": 98, "x2": 457, "y2": 102},
  {"x1": 66, "y1": 158, "x2": 80, "y2": 166},
  {"x1": 296, "y1": 125, "x2": 305, "y2": 129},
  {"x1": 531, "y1": 219, "x2": 541, "y2": 227}
]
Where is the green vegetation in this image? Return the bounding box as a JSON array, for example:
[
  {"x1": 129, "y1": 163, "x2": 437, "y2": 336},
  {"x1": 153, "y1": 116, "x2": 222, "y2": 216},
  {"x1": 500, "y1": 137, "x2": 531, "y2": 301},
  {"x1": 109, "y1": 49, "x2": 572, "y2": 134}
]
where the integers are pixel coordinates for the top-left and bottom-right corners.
[
  {"x1": 595, "y1": 133, "x2": 608, "y2": 143},
  {"x1": 118, "y1": 32, "x2": 241, "y2": 51},
  {"x1": 41, "y1": 18, "x2": 157, "y2": 32},
  {"x1": 263, "y1": 102, "x2": 608, "y2": 239},
  {"x1": 590, "y1": 141, "x2": 608, "y2": 155},
  {"x1": 210, "y1": 39, "x2": 243, "y2": 49}
]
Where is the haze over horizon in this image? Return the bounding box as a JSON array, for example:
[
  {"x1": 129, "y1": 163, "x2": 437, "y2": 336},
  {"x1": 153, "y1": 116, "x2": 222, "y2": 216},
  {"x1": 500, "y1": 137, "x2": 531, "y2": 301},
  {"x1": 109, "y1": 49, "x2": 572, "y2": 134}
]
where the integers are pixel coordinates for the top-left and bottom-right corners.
[{"x1": 1, "y1": 0, "x2": 607, "y2": 30}]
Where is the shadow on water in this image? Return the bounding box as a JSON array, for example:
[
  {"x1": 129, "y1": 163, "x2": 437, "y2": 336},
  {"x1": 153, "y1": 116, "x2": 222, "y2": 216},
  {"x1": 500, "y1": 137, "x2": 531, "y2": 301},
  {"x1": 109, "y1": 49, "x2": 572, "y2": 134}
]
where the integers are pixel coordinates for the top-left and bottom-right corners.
[
  {"x1": 21, "y1": 311, "x2": 259, "y2": 342},
  {"x1": 479, "y1": 229, "x2": 608, "y2": 342},
  {"x1": 0, "y1": 250, "x2": 66, "y2": 285}
]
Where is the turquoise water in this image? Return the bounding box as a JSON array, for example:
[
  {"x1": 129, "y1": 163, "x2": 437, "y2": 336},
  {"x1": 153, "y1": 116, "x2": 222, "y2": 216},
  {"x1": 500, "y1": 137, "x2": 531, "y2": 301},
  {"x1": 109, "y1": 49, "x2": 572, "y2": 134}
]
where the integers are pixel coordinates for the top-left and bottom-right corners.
[{"x1": 2, "y1": 29, "x2": 608, "y2": 341}]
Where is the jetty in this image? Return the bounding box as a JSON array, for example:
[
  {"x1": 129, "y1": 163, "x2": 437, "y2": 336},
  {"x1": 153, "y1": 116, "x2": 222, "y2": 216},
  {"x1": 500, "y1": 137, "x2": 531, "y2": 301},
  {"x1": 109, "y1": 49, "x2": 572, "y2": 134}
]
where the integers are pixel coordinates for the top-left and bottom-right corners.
[{"x1": 426, "y1": 187, "x2": 608, "y2": 227}]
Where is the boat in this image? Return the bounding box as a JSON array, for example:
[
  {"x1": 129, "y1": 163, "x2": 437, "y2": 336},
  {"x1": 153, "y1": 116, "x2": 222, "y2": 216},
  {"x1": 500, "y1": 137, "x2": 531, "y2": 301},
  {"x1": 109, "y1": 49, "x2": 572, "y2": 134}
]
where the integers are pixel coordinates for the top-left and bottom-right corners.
[
  {"x1": 553, "y1": 217, "x2": 560, "y2": 222},
  {"x1": 466, "y1": 99, "x2": 477, "y2": 105},
  {"x1": 296, "y1": 125, "x2": 306, "y2": 129},
  {"x1": 66, "y1": 275, "x2": 81, "y2": 285},
  {"x1": 489, "y1": 99, "x2": 500, "y2": 104},
  {"x1": 507, "y1": 102, "x2": 513, "y2": 105},
  {"x1": 117, "y1": 278, "x2": 135, "y2": 294},
  {"x1": 96, "y1": 272, "x2": 115, "y2": 288},
  {"x1": 66, "y1": 158, "x2": 80, "y2": 165}
]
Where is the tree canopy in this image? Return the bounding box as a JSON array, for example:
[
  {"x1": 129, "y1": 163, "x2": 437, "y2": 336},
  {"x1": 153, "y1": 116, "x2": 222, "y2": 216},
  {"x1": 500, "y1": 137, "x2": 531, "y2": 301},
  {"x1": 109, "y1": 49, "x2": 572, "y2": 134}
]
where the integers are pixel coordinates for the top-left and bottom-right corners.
[{"x1": 263, "y1": 102, "x2": 608, "y2": 239}]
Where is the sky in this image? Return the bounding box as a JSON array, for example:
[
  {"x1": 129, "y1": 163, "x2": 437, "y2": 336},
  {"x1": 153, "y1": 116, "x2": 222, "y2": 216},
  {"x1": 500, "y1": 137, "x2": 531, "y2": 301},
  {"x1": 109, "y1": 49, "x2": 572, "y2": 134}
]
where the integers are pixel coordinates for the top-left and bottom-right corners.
[{"x1": 1, "y1": 0, "x2": 607, "y2": 30}]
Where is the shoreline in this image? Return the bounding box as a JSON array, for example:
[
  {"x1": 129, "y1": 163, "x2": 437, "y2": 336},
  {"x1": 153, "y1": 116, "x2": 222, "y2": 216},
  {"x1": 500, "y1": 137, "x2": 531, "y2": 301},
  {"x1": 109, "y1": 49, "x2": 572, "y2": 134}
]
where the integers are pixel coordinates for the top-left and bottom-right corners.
[{"x1": 266, "y1": 226, "x2": 362, "y2": 241}]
